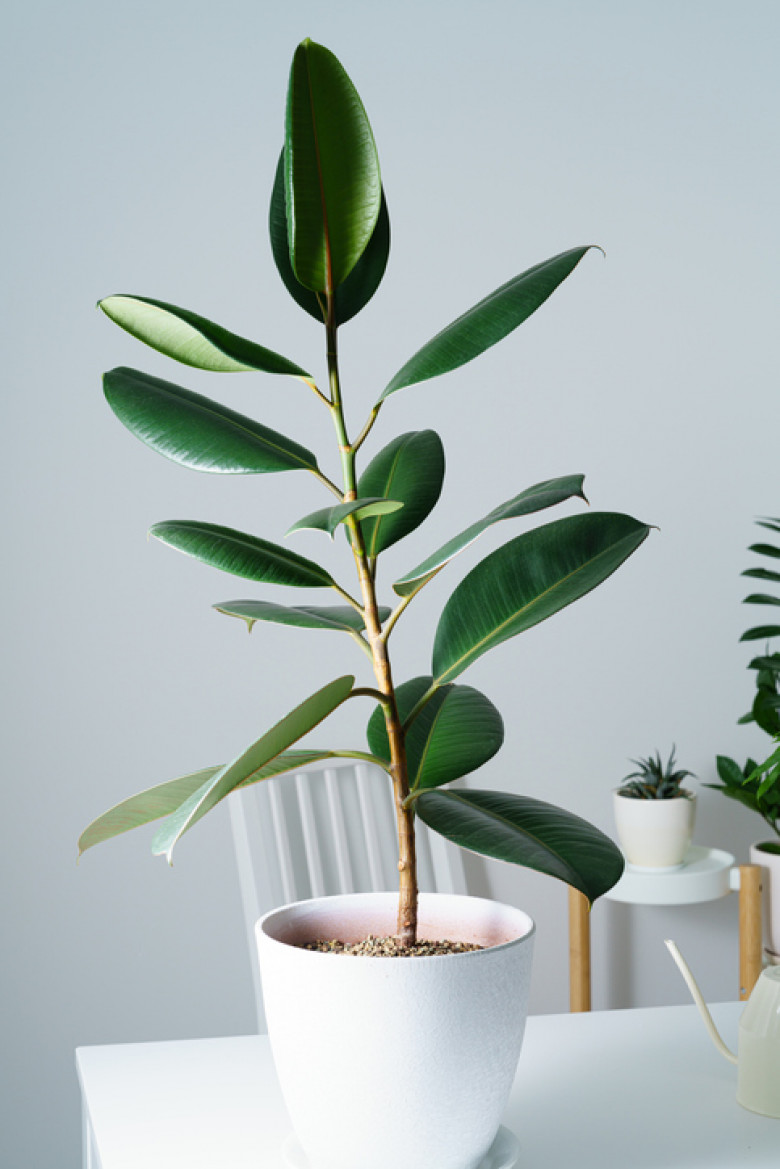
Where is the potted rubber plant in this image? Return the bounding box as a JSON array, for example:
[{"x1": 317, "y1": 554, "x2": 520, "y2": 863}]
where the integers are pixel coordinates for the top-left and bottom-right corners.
[
  {"x1": 707, "y1": 518, "x2": 780, "y2": 958},
  {"x1": 79, "y1": 39, "x2": 651, "y2": 1169},
  {"x1": 613, "y1": 747, "x2": 696, "y2": 869}
]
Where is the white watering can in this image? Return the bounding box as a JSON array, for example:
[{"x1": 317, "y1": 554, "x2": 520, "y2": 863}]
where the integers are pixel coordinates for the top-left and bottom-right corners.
[{"x1": 665, "y1": 939, "x2": 780, "y2": 1118}]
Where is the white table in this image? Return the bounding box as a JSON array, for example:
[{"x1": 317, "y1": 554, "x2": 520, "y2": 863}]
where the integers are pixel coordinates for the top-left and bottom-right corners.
[{"x1": 76, "y1": 1002, "x2": 778, "y2": 1168}]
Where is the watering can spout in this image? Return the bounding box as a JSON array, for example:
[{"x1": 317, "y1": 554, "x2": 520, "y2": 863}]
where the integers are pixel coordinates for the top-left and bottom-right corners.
[{"x1": 664, "y1": 939, "x2": 738, "y2": 1065}]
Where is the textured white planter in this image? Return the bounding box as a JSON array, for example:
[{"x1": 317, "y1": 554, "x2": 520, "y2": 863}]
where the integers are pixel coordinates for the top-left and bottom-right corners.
[
  {"x1": 612, "y1": 790, "x2": 696, "y2": 869},
  {"x1": 256, "y1": 891, "x2": 535, "y2": 1169},
  {"x1": 749, "y1": 842, "x2": 780, "y2": 958}
]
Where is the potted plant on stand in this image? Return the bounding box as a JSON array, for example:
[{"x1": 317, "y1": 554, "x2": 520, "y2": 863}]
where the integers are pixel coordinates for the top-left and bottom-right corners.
[
  {"x1": 708, "y1": 517, "x2": 780, "y2": 961},
  {"x1": 79, "y1": 39, "x2": 651, "y2": 1169},
  {"x1": 613, "y1": 748, "x2": 696, "y2": 869}
]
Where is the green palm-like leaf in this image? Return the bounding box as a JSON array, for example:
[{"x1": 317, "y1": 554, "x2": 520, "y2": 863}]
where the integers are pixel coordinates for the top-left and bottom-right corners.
[
  {"x1": 285, "y1": 39, "x2": 381, "y2": 292},
  {"x1": 287, "y1": 497, "x2": 403, "y2": 538},
  {"x1": 99, "y1": 296, "x2": 309, "y2": 375},
  {"x1": 270, "y1": 151, "x2": 390, "y2": 324},
  {"x1": 78, "y1": 750, "x2": 337, "y2": 855},
  {"x1": 415, "y1": 789, "x2": 624, "y2": 902},
  {"x1": 432, "y1": 512, "x2": 649, "y2": 686},
  {"x1": 393, "y1": 474, "x2": 587, "y2": 596},
  {"x1": 380, "y1": 247, "x2": 595, "y2": 401},
  {"x1": 356, "y1": 431, "x2": 445, "y2": 558},
  {"x1": 214, "y1": 599, "x2": 390, "y2": 633},
  {"x1": 366, "y1": 676, "x2": 503, "y2": 790},
  {"x1": 104, "y1": 368, "x2": 318, "y2": 475},
  {"x1": 153, "y1": 675, "x2": 355, "y2": 860},
  {"x1": 151, "y1": 521, "x2": 334, "y2": 587}
]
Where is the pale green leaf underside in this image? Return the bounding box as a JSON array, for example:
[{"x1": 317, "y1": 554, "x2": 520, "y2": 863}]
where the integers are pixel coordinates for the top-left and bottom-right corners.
[
  {"x1": 432, "y1": 512, "x2": 650, "y2": 685},
  {"x1": 215, "y1": 599, "x2": 390, "y2": 633},
  {"x1": 380, "y1": 246, "x2": 595, "y2": 400},
  {"x1": 104, "y1": 367, "x2": 318, "y2": 475},
  {"x1": 151, "y1": 521, "x2": 335, "y2": 588},
  {"x1": 393, "y1": 474, "x2": 587, "y2": 596},
  {"x1": 99, "y1": 295, "x2": 310, "y2": 376},
  {"x1": 415, "y1": 789, "x2": 624, "y2": 902},
  {"x1": 152, "y1": 675, "x2": 355, "y2": 860},
  {"x1": 287, "y1": 497, "x2": 403, "y2": 538}
]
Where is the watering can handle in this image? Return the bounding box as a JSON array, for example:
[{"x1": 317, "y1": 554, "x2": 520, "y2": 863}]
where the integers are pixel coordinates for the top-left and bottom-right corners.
[{"x1": 664, "y1": 939, "x2": 738, "y2": 1065}]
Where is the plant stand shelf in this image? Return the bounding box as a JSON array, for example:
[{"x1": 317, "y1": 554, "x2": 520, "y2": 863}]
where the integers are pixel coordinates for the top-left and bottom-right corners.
[{"x1": 568, "y1": 847, "x2": 763, "y2": 1012}]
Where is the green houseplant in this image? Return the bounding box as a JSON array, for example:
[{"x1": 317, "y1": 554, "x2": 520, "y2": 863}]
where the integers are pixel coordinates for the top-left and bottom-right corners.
[
  {"x1": 78, "y1": 38, "x2": 652, "y2": 1169},
  {"x1": 613, "y1": 747, "x2": 696, "y2": 868}
]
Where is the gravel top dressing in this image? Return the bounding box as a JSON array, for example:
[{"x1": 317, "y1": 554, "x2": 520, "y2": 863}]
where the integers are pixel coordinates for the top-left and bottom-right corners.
[{"x1": 301, "y1": 935, "x2": 483, "y2": 957}]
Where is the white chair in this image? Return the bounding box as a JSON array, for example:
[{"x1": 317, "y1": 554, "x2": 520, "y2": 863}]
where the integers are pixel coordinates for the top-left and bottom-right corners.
[{"x1": 229, "y1": 759, "x2": 467, "y2": 1030}]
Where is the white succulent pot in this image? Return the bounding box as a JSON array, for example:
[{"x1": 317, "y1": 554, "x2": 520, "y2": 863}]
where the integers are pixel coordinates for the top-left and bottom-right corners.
[
  {"x1": 749, "y1": 842, "x2": 780, "y2": 959},
  {"x1": 612, "y1": 789, "x2": 696, "y2": 869},
  {"x1": 256, "y1": 891, "x2": 535, "y2": 1169}
]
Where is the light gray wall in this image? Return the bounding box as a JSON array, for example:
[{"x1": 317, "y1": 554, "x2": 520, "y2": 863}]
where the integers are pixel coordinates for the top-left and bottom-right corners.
[{"x1": 3, "y1": 1, "x2": 778, "y2": 1166}]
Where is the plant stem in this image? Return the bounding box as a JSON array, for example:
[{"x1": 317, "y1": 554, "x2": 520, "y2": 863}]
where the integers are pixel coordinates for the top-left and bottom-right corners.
[{"x1": 325, "y1": 305, "x2": 418, "y2": 945}]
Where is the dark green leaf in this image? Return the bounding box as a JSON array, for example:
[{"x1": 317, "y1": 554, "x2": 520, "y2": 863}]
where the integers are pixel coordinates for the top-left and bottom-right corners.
[
  {"x1": 269, "y1": 151, "x2": 390, "y2": 325},
  {"x1": 415, "y1": 789, "x2": 624, "y2": 902},
  {"x1": 393, "y1": 474, "x2": 587, "y2": 597},
  {"x1": 432, "y1": 512, "x2": 649, "y2": 685},
  {"x1": 285, "y1": 40, "x2": 381, "y2": 291},
  {"x1": 753, "y1": 689, "x2": 780, "y2": 736},
  {"x1": 99, "y1": 296, "x2": 309, "y2": 375},
  {"x1": 748, "y1": 654, "x2": 780, "y2": 672},
  {"x1": 756, "y1": 519, "x2": 780, "y2": 534},
  {"x1": 702, "y1": 782, "x2": 762, "y2": 815},
  {"x1": 744, "y1": 594, "x2": 780, "y2": 607},
  {"x1": 104, "y1": 367, "x2": 318, "y2": 475},
  {"x1": 215, "y1": 599, "x2": 389, "y2": 633},
  {"x1": 367, "y1": 676, "x2": 503, "y2": 790},
  {"x1": 740, "y1": 625, "x2": 780, "y2": 642},
  {"x1": 357, "y1": 431, "x2": 445, "y2": 557},
  {"x1": 749, "y1": 543, "x2": 780, "y2": 560},
  {"x1": 743, "y1": 567, "x2": 780, "y2": 583},
  {"x1": 380, "y1": 247, "x2": 595, "y2": 400},
  {"x1": 151, "y1": 521, "x2": 334, "y2": 587},
  {"x1": 715, "y1": 755, "x2": 750, "y2": 788},
  {"x1": 152, "y1": 675, "x2": 355, "y2": 860},
  {"x1": 288, "y1": 497, "x2": 403, "y2": 538}
]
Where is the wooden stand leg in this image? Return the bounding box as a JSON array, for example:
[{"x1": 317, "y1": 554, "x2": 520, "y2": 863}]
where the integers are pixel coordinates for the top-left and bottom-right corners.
[
  {"x1": 738, "y1": 863, "x2": 763, "y2": 1000},
  {"x1": 569, "y1": 887, "x2": 591, "y2": 1012}
]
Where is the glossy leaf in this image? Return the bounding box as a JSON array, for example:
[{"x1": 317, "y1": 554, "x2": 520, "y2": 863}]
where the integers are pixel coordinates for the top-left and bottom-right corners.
[
  {"x1": 380, "y1": 247, "x2": 594, "y2": 400},
  {"x1": 150, "y1": 521, "x2": 334, "y2": 587},
  {"x1": 99, "y1": 295, "x2": 309, "y2": 375},
  {"x1": 104, "y1": 367, "x2": 318, "y2": 475},
  {"x1": 357, "y1": 431, "x2": 445, "y2": 557},
  {"x1": 285, "y1": 40, "x2": 381, "y2": 292},
  {"x1": 153, "y1": 675, "x2": 355, "y2": 860},
  {"x1": 270, "y1": 151, "x2": 390, "y2": 325},
  {"x1": 415, "y1": 789, "x2": 624, "y2": 902},
  {"x1": 393, "y1": 474, "x2": 587, "y2": 596},
  {"x1": 214, "y1": 599, "x2": 390, "y2": 633},
  {"x1": 288, "y1": 497, "x2": 403, "y2": 538},
  {"x1": 432, "y1": 512, "x2": 649, "y2": 685},
  {"x1": 367, "y1": 676, "x2": 503, "y2": 789},
  {"x1": 741, "y1": 625, "x2": 780, "y2": 642}
]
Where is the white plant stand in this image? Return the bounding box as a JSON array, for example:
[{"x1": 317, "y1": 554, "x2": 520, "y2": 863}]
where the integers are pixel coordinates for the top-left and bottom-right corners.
[{"x1": 568, "y1": 847, "x2": 763, "y2": 1011}]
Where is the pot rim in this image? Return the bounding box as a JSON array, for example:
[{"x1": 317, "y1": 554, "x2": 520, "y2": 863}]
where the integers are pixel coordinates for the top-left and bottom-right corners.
[
  {"x1": 257, "y1": 890, "x2": 536, "y2": 959},
  {"x1": 613, "y1": 786, "x2": 696, "y2": 800}
]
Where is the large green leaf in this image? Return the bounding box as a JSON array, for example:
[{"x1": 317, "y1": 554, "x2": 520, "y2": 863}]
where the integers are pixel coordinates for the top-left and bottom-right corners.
[
  {"x1": 78, "y1": 750, "x2": 337, "y2": 855},
  {"x1": 366, "y1": 676, "x2": 503, "y2": 790},
  {"x1": 432, "y1": 512, "x2": 649, "y2": 685},
  {"x1": 393, "y1": 474, "x2": 586, "y2": 597},
  {"x1": 285, "y1": 40, "x2": 381, "y2": 292},
  {"x1": 153, "y1": 675, "x2": 355, "y2": 860},
  {"x1": 414, "y1": 789, "x2": 624, "y2": 902},
  {"x1": 99, "y1": 296, "x2": 309, "y2": 375},
  {"x1": 380, "y1": 247, "x2": 594, "y2": 400},
  {"x1": 356, "y1": 431, "x2": 445, "y2": 558},
  {"x1": 214, "y1": 599, "x2": 390, "y2": 633},
  {"x1": 104, "y1": 367, "x2": 318, "y2": 475},
  {"x1": 269, "y1": 151, "x2": 390, "y2": 325},
  {"x1": 150, "y1": 521, "x2": 334, "y2": 587},
  {"x1": 288, "y1": 497, "x2": 403, "y2": 538}
]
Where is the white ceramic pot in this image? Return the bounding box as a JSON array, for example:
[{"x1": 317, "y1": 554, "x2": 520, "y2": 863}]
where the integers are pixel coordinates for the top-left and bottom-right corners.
[
  {"x1": 749, "y1": 842, "x2": 780, "y2": 959},
  {"x1": 256, "y1": 891, "x2": 535, "y2": 1169},
  {"x1": 612, "y1": 790, "x2": 696, "y2": 869}
]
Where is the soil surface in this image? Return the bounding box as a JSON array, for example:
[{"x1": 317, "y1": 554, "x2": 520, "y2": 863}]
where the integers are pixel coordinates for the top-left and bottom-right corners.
[{"x1": 301, "y1": 935, "x2": 482, "y2": 957}]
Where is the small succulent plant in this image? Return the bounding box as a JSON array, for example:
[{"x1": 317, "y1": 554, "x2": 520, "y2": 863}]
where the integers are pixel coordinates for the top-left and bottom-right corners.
[{"x1": 619, "y1": 747, "x2": 694, "y2": 800}]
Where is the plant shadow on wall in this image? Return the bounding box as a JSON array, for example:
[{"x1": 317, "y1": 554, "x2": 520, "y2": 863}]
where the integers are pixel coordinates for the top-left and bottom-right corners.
[{"x1": 79, "y1": 39, "x2": 652, "y2": 942}]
